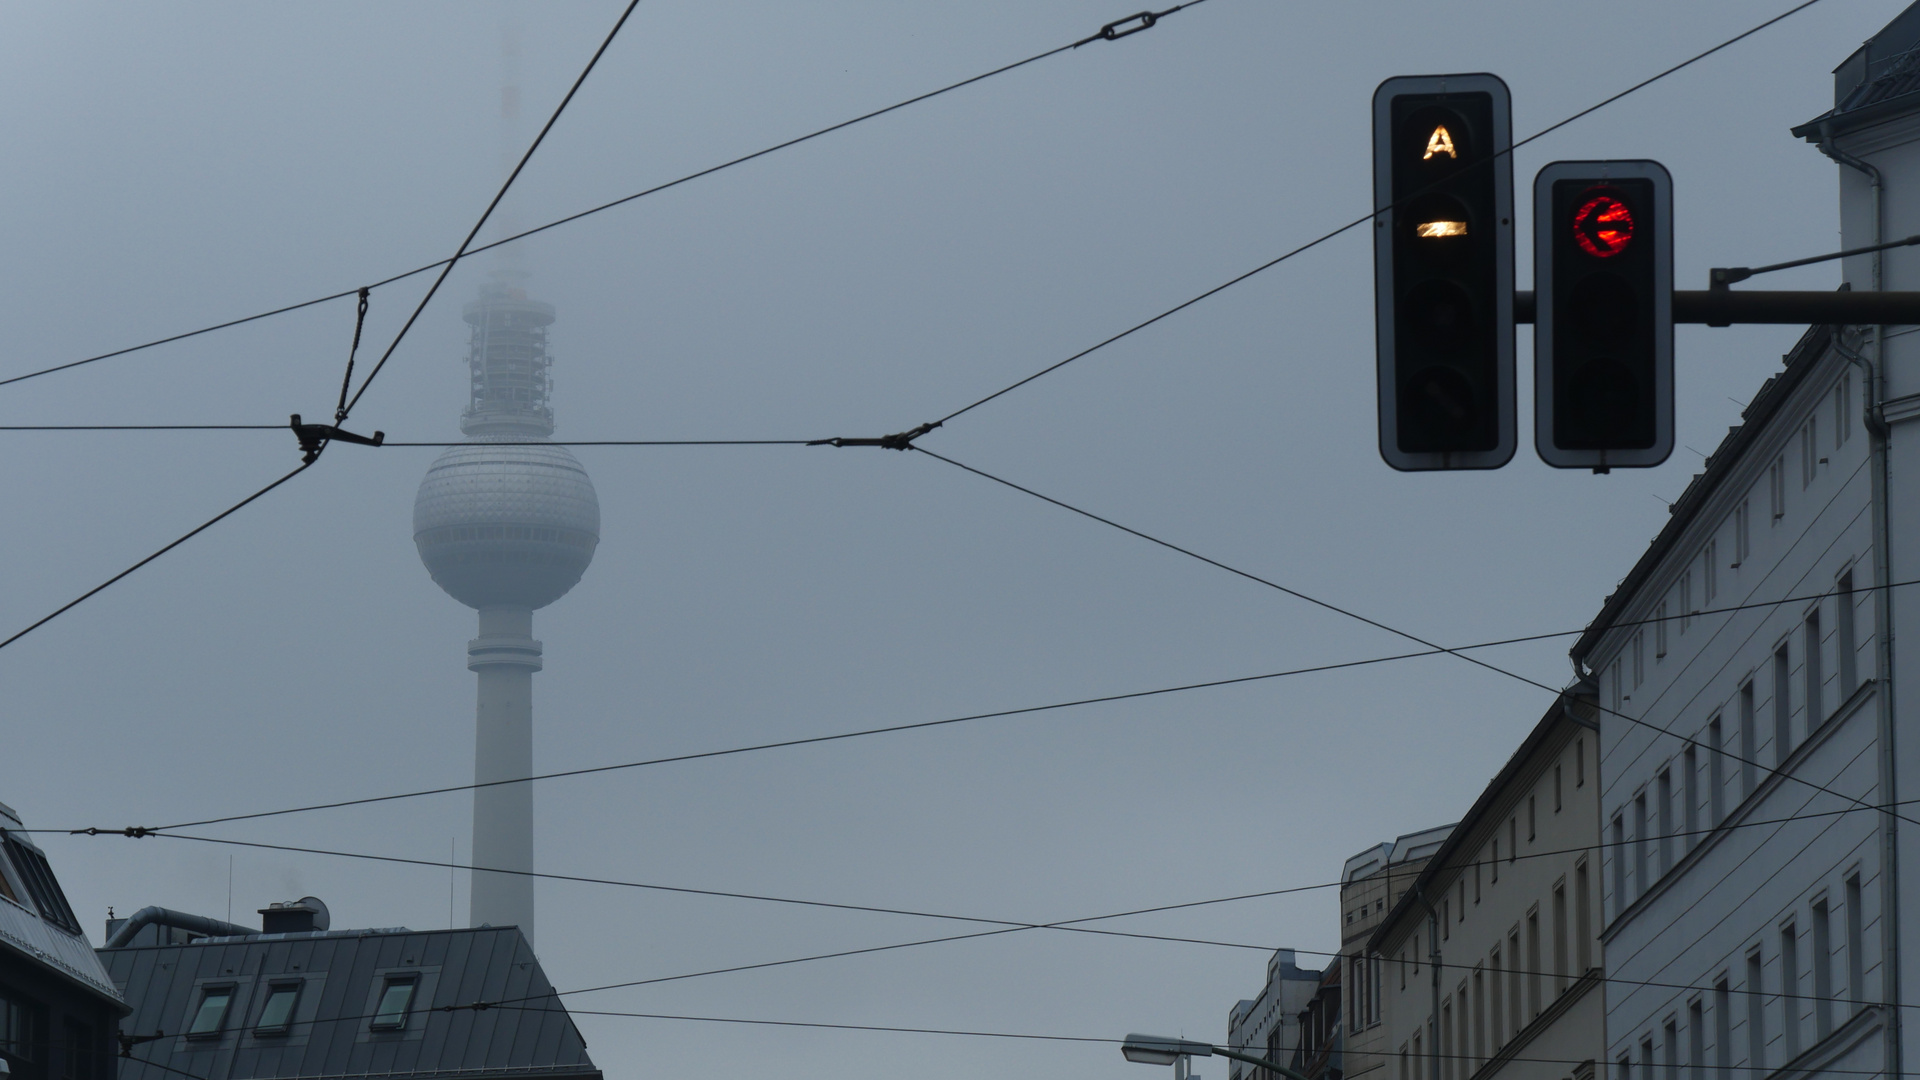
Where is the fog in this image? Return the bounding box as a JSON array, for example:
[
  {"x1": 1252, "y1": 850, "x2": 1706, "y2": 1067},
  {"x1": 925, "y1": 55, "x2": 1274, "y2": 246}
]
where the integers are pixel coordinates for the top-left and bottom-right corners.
[{"x1": 0, "y1": 2, "x2": 1892, "y2": 1079}]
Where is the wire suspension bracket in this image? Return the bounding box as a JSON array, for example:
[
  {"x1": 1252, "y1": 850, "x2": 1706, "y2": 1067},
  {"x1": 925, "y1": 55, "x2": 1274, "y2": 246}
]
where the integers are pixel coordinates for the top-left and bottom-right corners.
[{"x1": 807, "y1": 421, "x2": 942, "y2": 450}]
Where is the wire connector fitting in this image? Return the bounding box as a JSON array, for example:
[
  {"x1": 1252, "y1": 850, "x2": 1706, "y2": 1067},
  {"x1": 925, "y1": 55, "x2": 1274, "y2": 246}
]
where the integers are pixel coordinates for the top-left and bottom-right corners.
[
  {"x1": 808, "y1": 421, "x2": 942, "y2": 450},
  {"x1": 73, "y1": 826, "x2": 155, "y2": 838},
  {"x1": 1074, "y1": 3, "x2": 1191, "y2": 47},
  {"x1": 291, "y1": 414, "x2": 386, "y2": 463}
]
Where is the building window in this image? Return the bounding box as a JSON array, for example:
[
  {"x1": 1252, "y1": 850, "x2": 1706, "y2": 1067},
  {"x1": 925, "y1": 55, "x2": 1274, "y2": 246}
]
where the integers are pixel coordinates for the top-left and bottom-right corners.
[
  {"x1": 1774, "y1": 644, "x2": 1793, "y2": 766},
  {"x1": 1811, "y1": 899, "x2": 1833, "y2": 1040},
  {"x1": 1801, "y1": 418, "x2": 1818, "y2": 487},
  {"x1": 1552, "y1": 882, "x2": 1568, "y2": 992},
  {"x1": 1509, "y1": 817, "x2": 1518, "y2": 860},
  {"x1": 1656, "y1": 603, "x2": 1669, "y2": 659},
  {"x1": 1657, "y1": 769, "x2": 1673, "y2": 874},
  {"x1": 187, "y1": 986, "x2": 234, "y2": 1039},
  {"x1": 1689, "y1": 1000, "x2": 1705, "y2": 1080},
  {"x1": 1704, "y1": 541, "x2": 1719, "y2": 602},
  {"x1": 1770, "y1": 457, "x2": 1786, "y2": 521},
  {"x1": 1612, "y1": 814, "x2": 1627, "y2": 917},
  {"x1": 1680, "y1": 572, "x2": 1693, "y2": 633},
  {"x1": 1458, "y1": 880, "x2": 1466, "y2": 919},
  {"x1": 1781, "y1": 924, "x2": 1801, "y2": 1060},
  {"x1": 0, "y1": 988, "x2": 46, "y2": 1064},
  {"x1": 1845, "y1": 873, "x2": 1864, "y2": 1013},
  {"x1": 1577, "y1": 738, "x2": 1585, "y2": 786},
  {"x1": 1837, "y1": 373, "x2": 1852, "y2": 446},
  {"x1": 1837, "y1": 571, "x2": 1857, "y2": 697},
  {"x1": 1528, "y1": 795, "x2": 1537, "y2": 841},
  {"x1": 1555, "y1": 765, "x2": 1564, "y2": 812},
  {"x1": 1633, "y1": 794, "x2": 1649, "y2": 898},
  {"x1": 1507, "y1": 928, "x2": 1523, "y2": 1034},
  {"x1": 1575, "y1": 860, "x2": 1593, "y2": 973},
  {"x1": 1740, "y1": 682, "x2": 1757, "y2": 797},
  {"x1": 60, "y1": 1019, "x2": 93, "y2": 1080},
  {"x1": 1709, "y1": 717, "x2": 1726, "y2": 825},
  {"x1": 1746, "y1": 950, "x2": 1766, "y2": 1079},
  {"x1": 1734, "y1": 501, "x2": 1751, "y2": 566},
  {"x1": 255, "y1": 982, "x2": 301, "y2": 1036},
  {"x1": 2, "y1": 837, "x2": 82, "y2": 935},
  {"x1": 1683, "y1": 746, "x2": 1699, "y2": 848},
  {"x1": 1526, "y1": 911, "x2": 1542, "y2": 1017},
  {"x1": 1634, "y1": 632, "x2": 1646, "y2": 688},
  {"x1": 1492, "y1": 839, "x2": 1499, "y2": 882},
  {"x1": 1489, "y1": 949, "x2": 1504, "y2": 1048},
  {"x1": 1642, "y1": 1036, "x2": 1656, "y2": 1080},
  {"x1": 1665, "y1": 1018, "x2": 1679, "y2": 1080},
  {"x1": 1714, "y1": 979, "x2": 1732, "y2": 1080},
  {"x1": 370, "y1": 977, "x2": 418, "y2": 1031},
  {"x1": 1806, "y1": 608, "x2": 1824, "y2": 725}
]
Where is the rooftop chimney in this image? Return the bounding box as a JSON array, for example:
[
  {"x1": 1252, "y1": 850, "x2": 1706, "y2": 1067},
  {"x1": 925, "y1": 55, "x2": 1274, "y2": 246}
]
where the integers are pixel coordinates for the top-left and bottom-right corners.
[{"x1": 257, "y1": 896, "x2": 330, "y2": 935}]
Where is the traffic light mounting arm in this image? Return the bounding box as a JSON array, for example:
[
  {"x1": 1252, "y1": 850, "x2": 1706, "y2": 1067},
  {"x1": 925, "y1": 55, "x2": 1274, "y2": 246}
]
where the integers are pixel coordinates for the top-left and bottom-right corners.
[{"x1": 1514, "y1": 290, "x2": 1920, "y2": 325}]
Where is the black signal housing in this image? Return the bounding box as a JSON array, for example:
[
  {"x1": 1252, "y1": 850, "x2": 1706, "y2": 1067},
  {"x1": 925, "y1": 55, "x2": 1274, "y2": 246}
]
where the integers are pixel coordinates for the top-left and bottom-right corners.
[
  {"x1": 1372, "y1": 74, "x2": 1516, "y2": 471},
  {"x1": 1534, "y1": 160, "x2": 1673, "y2": 469}
]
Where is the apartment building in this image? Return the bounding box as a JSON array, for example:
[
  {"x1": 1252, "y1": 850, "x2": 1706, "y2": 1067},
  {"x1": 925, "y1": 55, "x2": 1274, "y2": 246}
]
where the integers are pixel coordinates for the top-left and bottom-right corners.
[
  {"x1": 1572, "y1": 10, "x2": 1920, "y2": 1080},
  {"x1": 1371, "y1": 690, "x2": 1606, "y2": 1080},
  {"x1": 1230, "y1": 950, "x2": 1327, "y2": 1080},
  {"x1": 1343, "y1": 826, "x2": 1455, "y2": 1080}
]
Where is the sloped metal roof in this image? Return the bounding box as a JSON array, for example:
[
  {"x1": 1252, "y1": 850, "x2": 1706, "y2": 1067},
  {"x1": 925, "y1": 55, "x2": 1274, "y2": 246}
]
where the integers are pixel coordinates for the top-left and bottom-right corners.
[
  {"x1": 0, "y1": 804, "x2": 126, "y2": 1007},
  {"x1": 100, "y1": 925, "x2": 601, "y2": 1080}
]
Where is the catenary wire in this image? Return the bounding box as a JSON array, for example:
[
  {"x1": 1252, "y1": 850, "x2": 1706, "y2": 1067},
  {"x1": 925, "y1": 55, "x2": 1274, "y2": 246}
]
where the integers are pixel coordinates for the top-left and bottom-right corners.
[
  {"x1": 0, "y1": 4, "x2": 1210, "y2": 393},
  {"x1": 910, "y1": 446, "x2": 1920, "y2": 834},
  {"x1": 107, "y1": 796, "x2": 1919, "y2": 1009},
  {"x1": 334, "y1": 0, "x2": 643, "y2": 422},
  {"x1": 34, "y1": 577, "x2": 1904, "y2": 834},
  {"x1": 930, "y1": 0, "x2": 1826, "y2": 427},
  {"x1": 0, "y1": 462, "x2": 312, "y2": 654}
]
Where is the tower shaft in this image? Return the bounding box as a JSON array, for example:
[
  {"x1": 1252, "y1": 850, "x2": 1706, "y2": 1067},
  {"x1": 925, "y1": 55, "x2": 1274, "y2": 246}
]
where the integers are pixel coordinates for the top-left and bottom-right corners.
[{"x1": 468, "y1": 606, "x2": 542, "y2": 945}]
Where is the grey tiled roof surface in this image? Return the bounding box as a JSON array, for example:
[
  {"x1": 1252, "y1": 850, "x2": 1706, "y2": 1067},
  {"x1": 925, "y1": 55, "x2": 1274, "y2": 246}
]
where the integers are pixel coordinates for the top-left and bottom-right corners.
[{"x1": 100, "y1": 925, "x2": 600, "y2": 1080}]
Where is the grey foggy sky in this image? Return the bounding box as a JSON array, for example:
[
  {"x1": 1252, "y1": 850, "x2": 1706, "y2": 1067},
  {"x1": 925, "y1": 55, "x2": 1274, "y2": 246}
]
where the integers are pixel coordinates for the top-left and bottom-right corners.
[{"x1": 0, "y1": 2, "x2": 1894, "y2": 1079}]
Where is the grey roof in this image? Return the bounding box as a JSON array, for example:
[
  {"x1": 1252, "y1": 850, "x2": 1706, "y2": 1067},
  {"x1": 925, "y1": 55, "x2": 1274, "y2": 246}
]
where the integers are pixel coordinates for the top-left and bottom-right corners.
[
  {"x1": 1792, "y1": 1, "x2": 1920, "y2": 138},
  {"x1": 0, "y1": 806, "x2": 125, "y2": 1006},
  {"x1": 100, "y1": 924, "x2": 601, "y2": 1080}
]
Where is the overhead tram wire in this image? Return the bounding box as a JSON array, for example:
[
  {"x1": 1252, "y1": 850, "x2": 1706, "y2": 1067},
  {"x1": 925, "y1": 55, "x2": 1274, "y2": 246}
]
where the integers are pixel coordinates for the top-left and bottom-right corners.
[
  {"x1": 928, "y1": 0, "x2": 1827, "y2": 427},
  {"x1": 36, "y1": 576, "x2": 1912, "y2": 834},
  {"x1": 0, "y1": 4, "x2": 1211, "y2": 393},
  {"x1": 115, "y1": 796, "x2": 1920, "y2": 1010},
  {"x1": 0, "y1": 462, "x2": 313, "y2": 654},
  {"x1": 334, "y1": 0, "x2": 643, "y2": 423},
  {"x1": 910, "y1": 446, "x2": 1920, "y2": 835}
]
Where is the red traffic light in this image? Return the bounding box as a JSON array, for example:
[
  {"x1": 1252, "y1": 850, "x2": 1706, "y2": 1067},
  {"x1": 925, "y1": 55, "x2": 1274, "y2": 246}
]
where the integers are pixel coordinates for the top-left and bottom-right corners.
[{"x1": 1572, "y1": 193, "x2": 1634, "y2": 258}]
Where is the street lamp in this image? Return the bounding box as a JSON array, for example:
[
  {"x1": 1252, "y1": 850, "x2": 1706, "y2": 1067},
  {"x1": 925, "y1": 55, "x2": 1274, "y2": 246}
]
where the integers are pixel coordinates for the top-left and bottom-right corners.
[{"x1": 1121, "y1": 1034, "x2": 1314, "y2": 1080}]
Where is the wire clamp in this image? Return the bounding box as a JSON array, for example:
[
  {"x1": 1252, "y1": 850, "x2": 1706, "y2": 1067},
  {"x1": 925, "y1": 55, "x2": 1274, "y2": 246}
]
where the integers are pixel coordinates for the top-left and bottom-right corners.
[
  {"x1": 1076, "y1": 5, "x2": 1185, "y2": 46},
  {"x1": 291, "y1": 414, "x2": 386, "y2": 464},
  {"x1": 72, "y1": 826, "x2": 155, "y2": 838},
  {"x1": 807, "y1": 420, "x2": 941, "y2": 450}
]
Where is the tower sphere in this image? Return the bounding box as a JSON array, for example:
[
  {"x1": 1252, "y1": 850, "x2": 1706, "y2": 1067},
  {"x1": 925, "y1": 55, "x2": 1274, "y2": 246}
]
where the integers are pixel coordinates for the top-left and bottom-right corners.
[{"x1": 414, "y1": 438, "x2": 599, "y2": 611}]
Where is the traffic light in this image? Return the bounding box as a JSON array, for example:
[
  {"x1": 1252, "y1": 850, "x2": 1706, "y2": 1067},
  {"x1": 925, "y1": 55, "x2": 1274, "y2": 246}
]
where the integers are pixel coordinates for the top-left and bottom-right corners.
[
  {"x1": 1534, "y1": 160, "x2": 1673, "y2": 469},
  {"x1": 1372, "y1": 74, "x2": 1515, "y2": 471}
]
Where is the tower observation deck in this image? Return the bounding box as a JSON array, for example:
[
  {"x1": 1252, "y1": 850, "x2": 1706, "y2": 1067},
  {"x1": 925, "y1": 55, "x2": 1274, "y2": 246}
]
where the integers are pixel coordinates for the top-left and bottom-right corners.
[{"x1": 413, "y1": 274, "x2": 599, "y2": 946}]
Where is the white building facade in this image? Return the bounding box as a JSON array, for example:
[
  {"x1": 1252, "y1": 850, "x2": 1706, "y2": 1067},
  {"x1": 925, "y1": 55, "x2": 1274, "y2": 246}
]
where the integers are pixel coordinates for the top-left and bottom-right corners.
[
  {"x1": 1575, "y1": 9, "x2": 1920, "y2": 1079},
  {"x1": 1372, "y1": 694, "x2": 1606, "y2": 1080}
]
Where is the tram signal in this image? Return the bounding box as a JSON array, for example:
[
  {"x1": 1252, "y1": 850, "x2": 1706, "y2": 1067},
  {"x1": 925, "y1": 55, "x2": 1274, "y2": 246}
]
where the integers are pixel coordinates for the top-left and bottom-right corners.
[
  {"x1": 1534, "y1": 161, "x2": 1673, "y2": 469},
  {"x1": 1372, "y1": 74, "x2": 1516, "y2": 471}
]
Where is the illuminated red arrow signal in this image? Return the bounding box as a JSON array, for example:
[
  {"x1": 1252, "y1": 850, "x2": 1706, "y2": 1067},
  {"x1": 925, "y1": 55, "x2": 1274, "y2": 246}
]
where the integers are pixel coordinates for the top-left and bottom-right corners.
[{"x1": 1572, "y1": 193, "x2": 1635, "y2": 258}]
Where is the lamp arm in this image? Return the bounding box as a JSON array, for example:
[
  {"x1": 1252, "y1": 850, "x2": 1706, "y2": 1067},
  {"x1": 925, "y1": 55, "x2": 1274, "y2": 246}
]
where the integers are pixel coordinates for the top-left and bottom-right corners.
[{"x1": 1207, "y1": 1045, "x2": 1316, "y2": 1080}]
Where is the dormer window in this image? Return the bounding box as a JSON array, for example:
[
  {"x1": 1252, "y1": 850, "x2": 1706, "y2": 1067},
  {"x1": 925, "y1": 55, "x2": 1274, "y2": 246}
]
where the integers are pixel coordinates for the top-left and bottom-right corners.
[
  {"x1": 187, "y1": 987, "x2": 234, "y2": 1038},
  {"x1": 254, "y1": 982, "x2": 301, "y2": 1035},
  {"x1": 1, "y1": 836, "x2": 81, "y2": 935},
  {"x1": 370, "y1": 977, "x2": 418, "y2": 1031}
]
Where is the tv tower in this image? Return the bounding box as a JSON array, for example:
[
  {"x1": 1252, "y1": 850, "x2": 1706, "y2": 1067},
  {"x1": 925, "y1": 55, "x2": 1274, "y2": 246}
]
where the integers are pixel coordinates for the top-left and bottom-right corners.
[{"x1": 412, "y1": 24, "x2": 598, "y2": 946}]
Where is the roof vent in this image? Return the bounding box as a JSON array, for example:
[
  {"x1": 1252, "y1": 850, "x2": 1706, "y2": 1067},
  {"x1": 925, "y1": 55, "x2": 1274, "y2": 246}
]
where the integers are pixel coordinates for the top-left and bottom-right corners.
[{"x1": 258, "y1": 896, "x2": 331, "y2": 934}]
